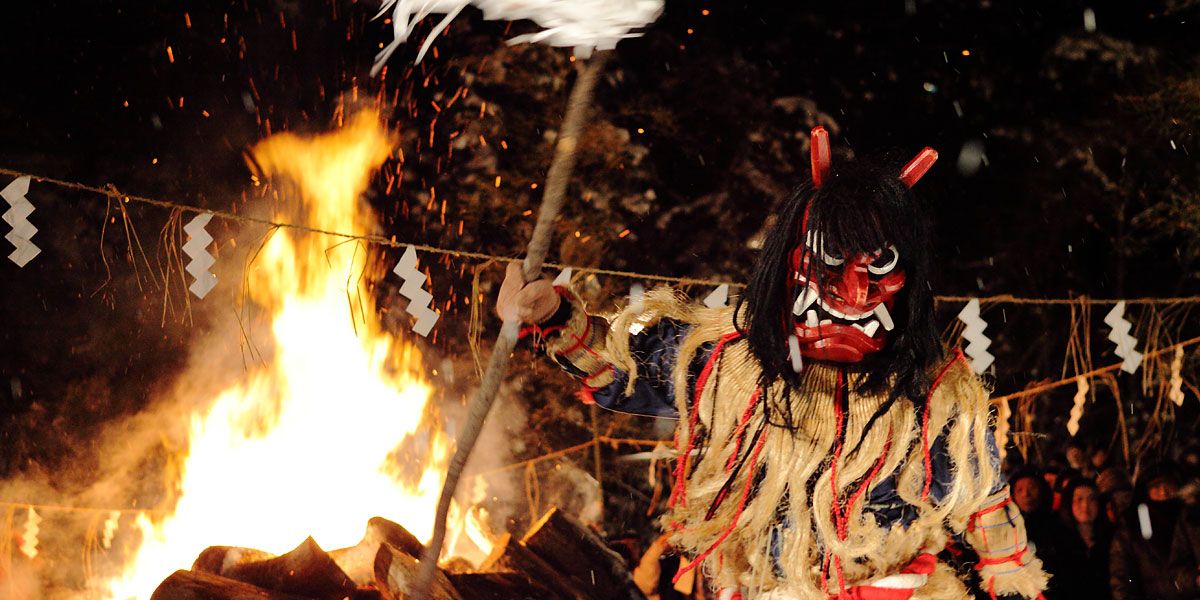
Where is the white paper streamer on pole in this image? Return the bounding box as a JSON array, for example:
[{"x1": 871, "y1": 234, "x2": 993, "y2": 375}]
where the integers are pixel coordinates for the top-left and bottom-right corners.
[
  {"x1": 1067, "y1": 376, "x2": 1088, "y2": 436},
  {"x1": 393, "y1": 245, "x2": 440, "y2": 337},
  {"x1": 2, "y1": 176, "x2": 41, "y2": 267},
  {"x1": 703, "y1": 284, "x2": 729, "y2": 308},
  {"x1": 957, "y1": 298, "x2": 995, "y2": 374},
  {"x1": 101, "y1": 510, "x2": 120, "y2": 549},
  {"x1": 552, "y1": 266, "x2": 573, "y2": 288},
  {"x1": 372, "y1": 0, "x2": 664, "y2": 72},
  {"x1": 182, "y1": 212, "x2": 218, "y2": 299},
  {"x1": 19, "y1": 507, "x2": 40, "y2": 559},
  {"x1": 1104, "y1": 301, "x2": 1143, "y2": 374},
  {"x1": 1169, "y1": 347, "x2": 1185, "y2": 406},
  {"x1": 995, "y1": 397, "x2": 1011, "y2": 461}
]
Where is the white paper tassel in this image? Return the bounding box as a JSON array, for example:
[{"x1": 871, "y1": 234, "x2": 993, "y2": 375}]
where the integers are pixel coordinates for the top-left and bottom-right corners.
[
  {"x1": 552, "y1": 266, "x2": 573, "y2": 287},
  {"x1": 1169, "y1": 347, "x2": 1185, "y2": 406},
  {"x1": 995, "y1": 398, "x2": 1011, "y2": 461},
  {"x1": 183, "y1": 213, "x2": 218, "y2": 299},
  {"x1": 102, "y1": 510, "x2": 120, "y2": 549},
  {"x1": 19, "y1": 507, "x2": 40, "y2": 559},
  {"x1": 703, "y1": 284, "x2": 729, "y2": 308},
  {"x1": 957, "y1": 299, "x2": 995, "y2": 374},
  {"x1": 2, "y1": 176, "x2": 41, "y2": 267},
  {"x1": 1067, "y1": 377, "x2": 1088, "y2": 436},
  {"x1": 1104, "y1": 301, "x2": 1143, "y2": 374},
  {"x1": 372, "y1": 0, "x2": 664, "y2": 72},
  {"x1": 1137, "y1": 503, "x2": 1152, "y2": 540},
  {"x1": 393, "y1": 245, "x2": 440, "y2": 337}
]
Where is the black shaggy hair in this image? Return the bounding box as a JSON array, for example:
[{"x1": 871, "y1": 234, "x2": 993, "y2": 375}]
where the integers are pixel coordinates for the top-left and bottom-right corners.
[{"x1": 734, "y1": 156, "x2": 943, "y2": 436}]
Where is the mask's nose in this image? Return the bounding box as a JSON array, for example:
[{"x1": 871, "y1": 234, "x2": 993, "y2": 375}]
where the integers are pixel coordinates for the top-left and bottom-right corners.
[{"x1": 830, "y1": 257, "x2": 871, "y2": 307}]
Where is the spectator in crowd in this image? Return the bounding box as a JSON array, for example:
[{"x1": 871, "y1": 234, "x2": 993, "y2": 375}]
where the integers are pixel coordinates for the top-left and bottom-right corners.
[
  {"x1": 1051, "y1": 472, "x2": 1076, "y2": 512},
  {"x1": 1043, "y1": 467, "x2": 1063, "y2": 497},
  {"x1": 1066, "y1": 443, "x2": 1089, "y2": 477},
  {"x1": 1058, "y1": 479, "x2": 1113, "y2": 599},
  {"x1": 1010, "y1": 469, "x2": 1071, "y2": 598},
  {"x1": 1091, "y1": 447, "x2": 1112, "y2": 477},
  {"x1": 1110, "y1": 465, "x2": 1185, "y2": 599},
  {"x1": 1098, "y1": 467, "x2": 1134, "y2": 526}
]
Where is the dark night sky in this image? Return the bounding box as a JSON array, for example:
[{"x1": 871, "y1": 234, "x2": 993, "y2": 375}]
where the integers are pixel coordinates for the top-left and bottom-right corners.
[{"x1": 1, "y1": 1, "x2": 1198, "y2": 468}]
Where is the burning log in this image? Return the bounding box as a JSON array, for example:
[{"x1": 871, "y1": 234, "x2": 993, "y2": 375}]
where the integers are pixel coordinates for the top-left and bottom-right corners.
[
  {"x1": 374, "y1": 542, "x2": 463, "y2": 600},
  {"x1": 150, "y1": 569, "x2": 310, "y2": 600},
  {"x1": 521, "y1": 508, "x2": 647, "y2": 600},
  {"x1": 331, "y1": 517, "x2": 426, "y2": 586},
  {"x1": 220, "y1": 537, "x2": 358, "y2": 600},
  {"x1": 446, "y1": 572, "x2": 558, "y2": 599},
  {"x1": 480, "y1": 533, "x2": 584, "y2": 600},
  {"x1": 192, "y1": 546, "x2": 275, "y2": 577}
]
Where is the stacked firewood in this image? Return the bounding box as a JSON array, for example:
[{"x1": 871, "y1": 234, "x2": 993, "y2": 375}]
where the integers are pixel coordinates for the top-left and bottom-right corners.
[{"x1": 151, "y1": 507, "x2": 647, "y2": 600}]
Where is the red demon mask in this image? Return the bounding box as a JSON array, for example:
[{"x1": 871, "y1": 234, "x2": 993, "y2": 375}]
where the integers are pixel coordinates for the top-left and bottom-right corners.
[
  {"x1": 786, "y1": 127, "x2": 937, "y2": 363},
  {"x1": 788, "y1": 234, "x2": 905, "y2": 362}
]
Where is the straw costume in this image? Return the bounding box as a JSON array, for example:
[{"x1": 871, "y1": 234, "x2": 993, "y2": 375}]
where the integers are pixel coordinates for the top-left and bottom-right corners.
[{"x1": 498, "y1": 128, "x2": 1048, "y2": 599}]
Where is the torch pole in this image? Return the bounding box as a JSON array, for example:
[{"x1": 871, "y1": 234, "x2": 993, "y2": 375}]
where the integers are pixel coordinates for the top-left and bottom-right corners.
[{"x1": 412, "y1": 50, "x2": 611, "y2": 599}]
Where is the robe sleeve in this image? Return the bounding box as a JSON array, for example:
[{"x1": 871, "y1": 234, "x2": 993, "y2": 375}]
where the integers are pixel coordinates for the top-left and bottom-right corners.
[
  {"x1": 528, "y1": 288, "x2": 687, "y2": 419},
  {"x1": 954, "y1": 423, "x2": 1049, "y2": 598}
]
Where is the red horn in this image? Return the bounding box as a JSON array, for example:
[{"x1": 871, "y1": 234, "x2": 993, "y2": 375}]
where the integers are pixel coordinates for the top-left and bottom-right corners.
[
  {"x1": 899, "y1": 147, "x2": 938, "y2": 188},
  {"x1": 810, "y1": 126, "x2": 831, "y2": 188}
]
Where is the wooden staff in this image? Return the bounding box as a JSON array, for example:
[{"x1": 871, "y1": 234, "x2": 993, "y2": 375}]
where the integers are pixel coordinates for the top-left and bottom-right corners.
[{"x1": 411, "y1": 50, "x2": 612, "y2": 600}]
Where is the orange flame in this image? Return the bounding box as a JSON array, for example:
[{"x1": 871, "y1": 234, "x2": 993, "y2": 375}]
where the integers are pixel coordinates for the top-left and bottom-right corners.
[{"x1": 105, "y1": 113, "x2": 487, "y2": 599}]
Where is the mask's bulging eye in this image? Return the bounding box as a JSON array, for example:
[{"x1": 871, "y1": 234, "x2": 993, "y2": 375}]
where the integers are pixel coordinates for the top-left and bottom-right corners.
[
  {"x1": 806, "y1": 231, "x2": 844, "y2": 266},
  {"x1": 868, "y1": 245, "x2": 899, "y2": 275},
  {"x1": 820, "y1": 250, "x2": 844, "y2": 266}
]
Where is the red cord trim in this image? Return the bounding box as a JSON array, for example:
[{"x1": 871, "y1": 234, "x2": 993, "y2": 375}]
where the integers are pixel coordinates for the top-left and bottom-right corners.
[
  {"x1": 828, "y1": 369, "x2": 850, "y2": 591},
  {"x1": 557, "y1": 316, "x2": 593, "y2": 356},
  {"x1": 576, "y1": 387, "x2": 597, "y2": 404},
  {"x1": 967, "y1": 495, "x2": 1012, "y2": 532},
  {"x1": 974, "y1": 546, "x2": 1028, "y2": 570},
  {"x1": 838, "y1": 429, "x2": 893, "y2": 540},
  {"x1": 725, "y1": 387, "x2": 763, "y2": 472},
  {"x1": 670, "y1": 332, "x2": 742, "y2": 508},
  {"x1": 672, "y1": 421, "x2": 768, "y2": 584},
  {"x1": 581, "y1": 364, "x2": 614, "y2": 385},
  {"x1": 922, "y1": 348, "x2": 967, "y2": 501}
]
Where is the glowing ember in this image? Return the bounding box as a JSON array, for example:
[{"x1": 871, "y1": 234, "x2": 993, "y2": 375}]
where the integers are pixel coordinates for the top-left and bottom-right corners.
[{"x1": 105, "y1": 113, "x2": 484, "y2": 599}]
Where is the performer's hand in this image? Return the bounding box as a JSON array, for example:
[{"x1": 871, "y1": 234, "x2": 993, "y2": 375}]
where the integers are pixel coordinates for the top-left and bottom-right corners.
[
  {"x1": 632, "y1": 534, "x2": 671, "y2": 595},
  {"x1": 496, "y1": 261, "x2": 561, "y2": 324}
]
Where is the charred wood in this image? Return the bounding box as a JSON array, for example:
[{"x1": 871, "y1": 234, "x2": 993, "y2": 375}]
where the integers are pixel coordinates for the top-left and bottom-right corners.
[
  {"x1": 373, "y1": 542, "x2": 463, "y2": 600},
  {"x1": 149, "y1": 569, "x2": 311, "y2": 600},
  {"x1": 479, "y1": 532, "x2": 583, "y2": 600},
  {"x1": 520, "y1": 507, "x2": 646, "y2": 600},
  {"x1": 331, "y1": 517, "x2": 425, "y2": 586},
  {"x1": 445, "y1": 572, "x2": 557, "y2": 599},
  {"x1": 220, "y1": 537, "x2": 357, "y2": 600}
]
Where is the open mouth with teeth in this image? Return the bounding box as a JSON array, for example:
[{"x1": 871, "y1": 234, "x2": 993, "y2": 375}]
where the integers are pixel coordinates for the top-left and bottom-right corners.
[{"x1": 791, "y1": 286, "x2": 895, "y2": 360}]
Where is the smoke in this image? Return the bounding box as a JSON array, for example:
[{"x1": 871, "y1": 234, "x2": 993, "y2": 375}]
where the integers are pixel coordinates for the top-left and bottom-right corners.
[
  {"x1": 0, "y1": 184, "x2": 514, "y2": 595},
  {"x1": 0, "y1": 560, "x2": 42, "y2": 600}
]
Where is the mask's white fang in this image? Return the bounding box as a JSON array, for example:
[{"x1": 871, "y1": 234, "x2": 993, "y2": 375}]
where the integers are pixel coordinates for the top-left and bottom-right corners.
[
  {"x1": 874, "y1": 303, "x2": 895, "y2": 331},
  {"x1": 792, "y1": 286, "x2": 818, "y2": 316}
]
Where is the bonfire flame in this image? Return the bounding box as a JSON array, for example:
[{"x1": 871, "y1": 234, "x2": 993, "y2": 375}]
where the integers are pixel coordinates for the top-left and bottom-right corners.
[{"x1": 106, "y1": 113, "x2": 486, "y2": 599}]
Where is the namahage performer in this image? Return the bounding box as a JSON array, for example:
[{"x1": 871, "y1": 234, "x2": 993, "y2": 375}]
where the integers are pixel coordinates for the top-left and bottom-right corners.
[{"x1": 496, "y1": 128, "x2": 1049, "y2": 599}]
